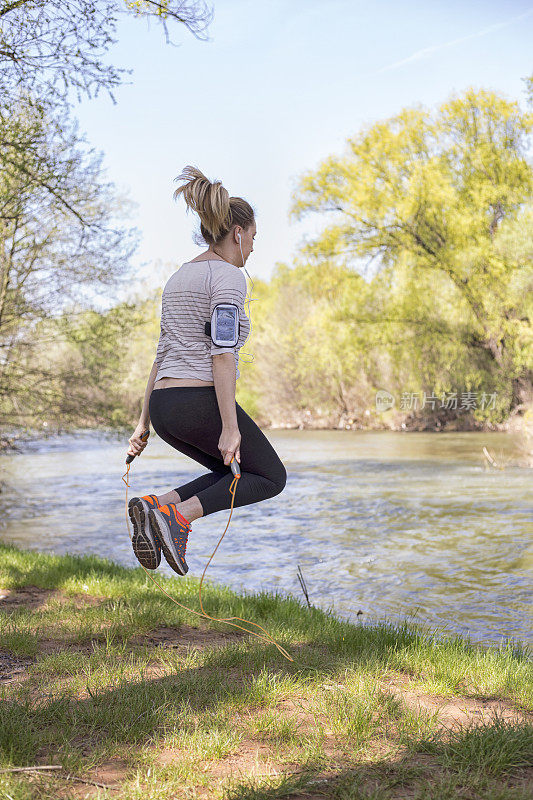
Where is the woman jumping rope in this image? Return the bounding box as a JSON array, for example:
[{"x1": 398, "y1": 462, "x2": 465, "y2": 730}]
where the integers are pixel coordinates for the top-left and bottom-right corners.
[{"x1": 125, "y1": 166, "x2": 287, "y2": 576}]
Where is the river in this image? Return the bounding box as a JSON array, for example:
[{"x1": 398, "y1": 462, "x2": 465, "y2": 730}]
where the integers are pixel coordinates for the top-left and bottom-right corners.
[{"x1": 1, "y1": 429, "x2": 531, "y2": 649}]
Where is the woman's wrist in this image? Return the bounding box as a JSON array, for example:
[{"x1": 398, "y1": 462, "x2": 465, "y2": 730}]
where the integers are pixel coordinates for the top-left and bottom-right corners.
[{"x1": 222, "y1": 422, "x2": 239, "y2": 432}]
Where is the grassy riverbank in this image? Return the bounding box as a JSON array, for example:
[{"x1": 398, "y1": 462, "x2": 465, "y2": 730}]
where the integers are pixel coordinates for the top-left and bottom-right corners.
[{"x1": 0, "y1": 543, "x2": 531, "y2": 799}]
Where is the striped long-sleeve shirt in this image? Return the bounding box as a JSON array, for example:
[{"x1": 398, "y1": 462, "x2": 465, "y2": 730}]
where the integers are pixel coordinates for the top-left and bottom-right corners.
[{"x1": 154, "y1": 259, "x2": 251, "y2": 382}]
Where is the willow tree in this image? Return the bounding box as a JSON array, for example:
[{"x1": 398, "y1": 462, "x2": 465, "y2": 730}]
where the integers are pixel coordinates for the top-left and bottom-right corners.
[{"x1": 289, "y1": 86, "x2": 533, "y2": 423}]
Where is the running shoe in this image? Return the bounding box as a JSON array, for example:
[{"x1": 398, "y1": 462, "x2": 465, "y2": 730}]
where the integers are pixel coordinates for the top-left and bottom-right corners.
[
  {"x1": 128, "y1": 494, "x2": 161, "y2": 570},
  {"x1": 148, "y1": 503, "x2": 191, "y2": 576}
]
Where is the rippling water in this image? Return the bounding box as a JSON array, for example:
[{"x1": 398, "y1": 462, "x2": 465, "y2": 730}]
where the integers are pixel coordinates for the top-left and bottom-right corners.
[{"x1": 1, "y1": 428, "x2": 531, "y2": 648}]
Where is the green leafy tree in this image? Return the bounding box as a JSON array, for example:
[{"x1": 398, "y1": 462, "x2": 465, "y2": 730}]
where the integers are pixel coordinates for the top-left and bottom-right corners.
[
  {"x1": 0, "y1": 0, "x2": 216, "y2": 438},
  {"x1": 0, "y1": 99, "x2": 139, "y2": 430},
  {"x1": 289, "y1": 86, "x2": 533, "y2": 424},
  {"x1": 6, "y1": 300, "x2": 144, "y2": 430}
]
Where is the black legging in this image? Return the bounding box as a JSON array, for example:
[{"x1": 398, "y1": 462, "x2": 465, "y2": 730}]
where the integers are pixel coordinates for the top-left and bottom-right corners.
[{"x1": 148, "y1": 386, "x2": 287, "y2": 517}]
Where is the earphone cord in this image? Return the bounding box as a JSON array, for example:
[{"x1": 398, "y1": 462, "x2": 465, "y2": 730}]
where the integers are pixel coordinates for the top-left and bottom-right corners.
[
  {"x1": 213, "y1": 236, "x2": 256, "y2": 365},
  {"x1": 121, "y1": 462, "x2": 296, "y2": 662}
]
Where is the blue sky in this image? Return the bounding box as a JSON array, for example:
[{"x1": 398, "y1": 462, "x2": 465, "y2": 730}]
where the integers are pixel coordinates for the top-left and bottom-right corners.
[{"x1": 73, "y1": 0, "x2": 533, "y2": 296}]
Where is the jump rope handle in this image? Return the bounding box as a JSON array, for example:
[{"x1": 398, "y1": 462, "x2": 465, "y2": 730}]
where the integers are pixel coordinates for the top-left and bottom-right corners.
[{"x1": 126, "y1": 429, "x2": 150, "y2": 464}]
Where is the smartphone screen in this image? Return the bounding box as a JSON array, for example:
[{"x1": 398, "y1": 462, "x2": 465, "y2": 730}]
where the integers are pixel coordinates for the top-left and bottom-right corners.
[{"x1": 215, "y1": 306, "x2": 238, "y2": 343}]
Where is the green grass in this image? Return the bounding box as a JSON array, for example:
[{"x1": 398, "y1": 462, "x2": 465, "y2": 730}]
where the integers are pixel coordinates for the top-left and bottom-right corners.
[{"x1": 0, "y1": 542, "x2": 531, "y2": 799}]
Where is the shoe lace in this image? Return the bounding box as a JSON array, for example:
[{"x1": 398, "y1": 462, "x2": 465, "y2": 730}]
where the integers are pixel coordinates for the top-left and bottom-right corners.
[
  {"x1": 172, "y1": 530, "x2": 188, "y2": 556},
  {"x1": 169, "y1": 505, "x2": 190, "y2": 556}
]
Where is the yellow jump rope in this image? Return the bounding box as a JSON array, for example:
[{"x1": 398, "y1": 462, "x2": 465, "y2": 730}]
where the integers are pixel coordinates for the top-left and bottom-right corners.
[{"x1": 122, "y1": 429, "x2": 296, "y2": 663}]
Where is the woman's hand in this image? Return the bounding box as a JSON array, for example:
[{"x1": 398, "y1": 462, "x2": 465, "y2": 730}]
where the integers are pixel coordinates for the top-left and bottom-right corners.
[
  {"x1": 127, "y1": 422, "x2": 150, "y2": 459},
  {"x1": 218, "y1": 425, "x2": 241, "y2": 467}
]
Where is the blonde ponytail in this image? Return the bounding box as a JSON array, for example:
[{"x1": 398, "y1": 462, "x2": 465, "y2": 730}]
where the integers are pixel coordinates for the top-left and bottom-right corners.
[{"x1": 173, "y1": 165, "x2": 255, "y2": 245}]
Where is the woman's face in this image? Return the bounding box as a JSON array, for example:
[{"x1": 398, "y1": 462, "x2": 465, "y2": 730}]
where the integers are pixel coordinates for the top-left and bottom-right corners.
[{"x1": 238, "y1": 221, "x2": 257, "y2": 263}]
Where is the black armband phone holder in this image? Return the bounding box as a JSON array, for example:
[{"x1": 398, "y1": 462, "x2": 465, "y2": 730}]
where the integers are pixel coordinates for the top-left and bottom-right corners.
[{"x1": 205, "y1": 303, "x2": 240, "y2": 348}]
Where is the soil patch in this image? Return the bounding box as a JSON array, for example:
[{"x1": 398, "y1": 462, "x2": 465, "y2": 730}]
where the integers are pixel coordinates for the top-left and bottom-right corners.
[
  {"x1": 35, "y1": 623, "x2": 248, "y2": 660},
  {"x1": 0, "y1": 585, "x2": 55, "y2": 612},
  {"x1": 0, "y1": 585, "x2": 103, "y2": 612},
  {"x1": 0, "y1": 650, "x2": 34, "y2": 684},
  {"x1": 379, "y1": 672, "x2": 533, "y2": 731},
  {"x1": 45, "y1": 759, "x2": 130, "y2": 799},
  {"x1": 128, "y1": 623, "x2": 249, "y2": 651},
  {"x1": 64, "y1": 758, "x2": 130, "y2": 797}
]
